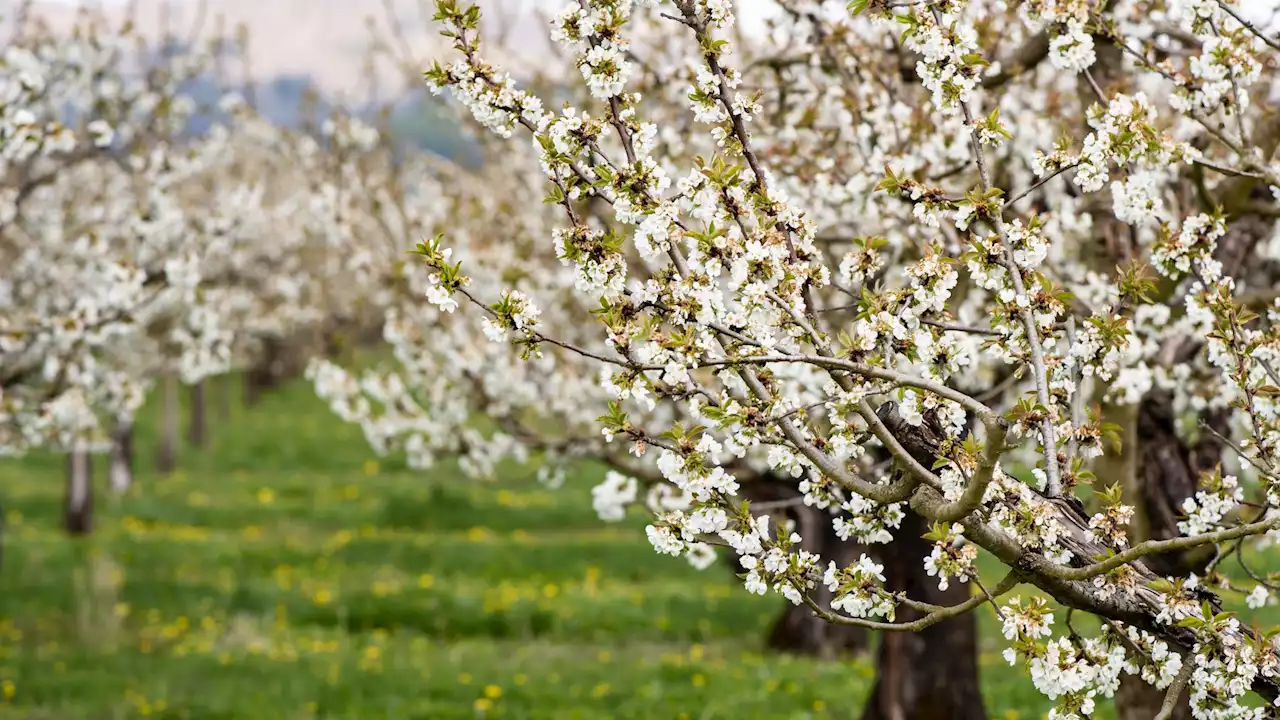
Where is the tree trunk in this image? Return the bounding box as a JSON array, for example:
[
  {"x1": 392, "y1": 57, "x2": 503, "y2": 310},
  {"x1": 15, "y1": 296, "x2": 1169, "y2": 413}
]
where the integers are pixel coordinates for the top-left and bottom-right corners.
[
  {"x1": 65, "y1": 442, "x2": 93, "y2": 535},
  {"x1": 1111, "y1": 177, "x2": 1268, "y2": 718},
  {"x1": 215, "y1": 373, "x2": 232, "y2": 424},
  {"x1": 1116, "y1": 677, "x2": 1192, "y2": 720},
  {"x1": 323, "y1": 323, "x2": 345, "y2": 361},
  {"x1": 1112, "y1": 390, "x2": 1227, "y2": 720},
  {"x1": 736, "y1": 456, "x2": 985, "y2": 719},
  {"x1": 771, "y1": 499, "x2": 868, "y2": 658},
  {"x1": 244, "y1": 338, "x2": 284, "y2": 406},
  {"x1": 859, "y1": 408, "x2": 989, "y2": 720},
  {"x1": 243, "y1": 366, "x2": 265, "y2": 407},
  {"x1": 187, "y1": 381, "x2": 207, "y2": 448},
  {"x1": 738, "y1": 475, "x2": 868, "y2": 657},
  {"x1": 766, "y1": 597, "x2": 868, "y2": 658},
  {"x1": 1134, "y1": 391, "x2": 1226, "y2": 578},
  {"x1": 108, "y1": 418, "x2": 134, "y2": 494},
  {"x1": 156, "y1": 374, "x2": 179, "y2": 474},
  {"x1": 861, "y1": 509, "x2": 987, "y2": 720},
  {"x1": 1111, "y1": 209, "x2": 1263, "y2": 720},
  {"x1": 1063, "y1": 32, "x2": 1200, "y2": 718}
]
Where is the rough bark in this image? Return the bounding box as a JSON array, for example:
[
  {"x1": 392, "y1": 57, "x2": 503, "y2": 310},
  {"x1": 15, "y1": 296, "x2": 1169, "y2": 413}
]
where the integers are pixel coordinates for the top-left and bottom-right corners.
[
  {"x1": 65, "y1": 442, "x2": 93, "y2": 535},
  {"x1": 187, "y1": 381, "x2": 207, "y2": 448},
  {"x1": 156, "y1": 374, "x2": 179, "y2": 474},
  {"x1": 860, "y1": 512, "x2": 988, "y2": 720},
  {"x1": 1110, "y1": 211, "x2": 1246, "y2": 717},
  {"x1": 1135, "y1": 391, "x2": 1228, "y2": 578},
  {"x1": 1109, "y1": 391, "x2": 1229, "y2": 720},
  {"x1": 856, "y1": 428, "x2": 987, "y2": 720},
  {"x1": 735, "y1": 417, "x2": 987, "y2": 714},
  {"x1": 1115, "y1": 677, "x2": 1192, "y2": 720},
  {"x1": 875, "y1": 403, "x2": 1280, "y2": 705},
  {"x1": 108, "y1": 418, "x2": 134, "y2": 495}
]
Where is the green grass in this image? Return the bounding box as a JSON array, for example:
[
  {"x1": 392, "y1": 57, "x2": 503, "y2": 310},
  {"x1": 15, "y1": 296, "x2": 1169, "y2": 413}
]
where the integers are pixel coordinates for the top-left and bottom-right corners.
[{"x1": 0, "y1": 377, "x2": 1271, "y2": 719}]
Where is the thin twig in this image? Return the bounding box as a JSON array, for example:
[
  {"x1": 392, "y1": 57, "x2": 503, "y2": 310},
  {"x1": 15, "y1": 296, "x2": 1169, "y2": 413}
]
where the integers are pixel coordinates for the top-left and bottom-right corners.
[
  {"x1": 1217, "y1": 0, "x2": 1280, "y2": 52},
  {"x1": 921, "y1": 318, "x2": 1004, "y2": 336},
  {"x1": 973, "y1": 576, "x2": 1007, "y2": 621},
  {"x1": 1154, "y1": 654, "x2": 1194, "y2": 720},
  {"x1": 1003, "y1": 163, "x2": 1078, "y2": 210}
]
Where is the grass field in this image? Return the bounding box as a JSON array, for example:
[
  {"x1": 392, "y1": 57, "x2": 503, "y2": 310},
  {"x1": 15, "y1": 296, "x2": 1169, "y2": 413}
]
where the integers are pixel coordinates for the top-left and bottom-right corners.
[{"x1": 0, "y1": 378, "x2": 1270, "y2": 719}]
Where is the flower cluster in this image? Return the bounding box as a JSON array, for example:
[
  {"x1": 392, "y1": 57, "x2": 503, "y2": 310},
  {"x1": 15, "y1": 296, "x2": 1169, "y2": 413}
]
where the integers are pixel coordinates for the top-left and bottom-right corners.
[
  {"x1": 922, "y1": 522, "x2": 977, "y2": 591},
  {"x1": 592, "y1": 470, "x2": 639, "y2": 521},
  {"x1": 1069, "y1": 93, "x2": 1198, "y2": 194}
]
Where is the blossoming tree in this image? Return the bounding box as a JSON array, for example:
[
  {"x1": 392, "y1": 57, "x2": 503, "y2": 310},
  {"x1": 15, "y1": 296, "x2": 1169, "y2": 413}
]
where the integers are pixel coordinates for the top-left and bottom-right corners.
[
  {"x1": 1, "y1": 8, "x2": 401, "y2": 533},
  {"x1": 316, "y1": 0, "x2": 1280, "y2": 716},
  {"x1": 0, "y1": 11, "x2": 240, "y2": 527}
]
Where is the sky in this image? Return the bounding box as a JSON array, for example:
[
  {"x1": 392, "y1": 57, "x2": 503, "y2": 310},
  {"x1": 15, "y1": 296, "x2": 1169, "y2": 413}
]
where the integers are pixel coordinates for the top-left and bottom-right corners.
[
  {"x1": 28, "y1": 0, "x2": 776, "y2": 29},
  {"x1": 13, "y1": 0, "x2": 1279, "y2": 96},
  {"x1": 25, "y1": 0, "x2": 1273, "y2": 32}
]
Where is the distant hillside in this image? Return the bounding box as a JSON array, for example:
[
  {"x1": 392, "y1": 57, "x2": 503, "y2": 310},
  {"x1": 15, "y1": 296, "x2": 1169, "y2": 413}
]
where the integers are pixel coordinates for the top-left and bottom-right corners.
[
  {"x1": 3, "y1": 0, "x2": 802, "y2": 166},
  {"x1": 10, "y1": 0, "x2": 555, "y2": 98},
  {"x1": 6, "y1": 1, "x2": 499, "y2": 163},
  {"x1": 174, "y1": 70, "x2": 483, "y2": 166}
]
